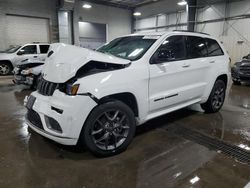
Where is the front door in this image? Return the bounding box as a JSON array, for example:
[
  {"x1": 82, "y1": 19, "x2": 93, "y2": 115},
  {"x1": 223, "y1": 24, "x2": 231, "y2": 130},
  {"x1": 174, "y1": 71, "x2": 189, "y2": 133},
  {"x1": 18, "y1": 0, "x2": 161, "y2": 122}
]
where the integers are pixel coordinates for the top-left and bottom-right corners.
[{"x1": 13, "y1": 44, "x2": 38, "y2": 66}]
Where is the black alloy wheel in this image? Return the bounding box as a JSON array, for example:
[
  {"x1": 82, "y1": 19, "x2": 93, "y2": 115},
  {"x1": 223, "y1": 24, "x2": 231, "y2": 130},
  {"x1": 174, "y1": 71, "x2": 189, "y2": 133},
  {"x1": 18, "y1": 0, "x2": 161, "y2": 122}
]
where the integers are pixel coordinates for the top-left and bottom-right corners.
[
  {"x1": 80, "y1": 100, "x2": 136, "y2": 157},
  {"x1": 201, "y1": 80, "x2": 226, "y2": 113}
]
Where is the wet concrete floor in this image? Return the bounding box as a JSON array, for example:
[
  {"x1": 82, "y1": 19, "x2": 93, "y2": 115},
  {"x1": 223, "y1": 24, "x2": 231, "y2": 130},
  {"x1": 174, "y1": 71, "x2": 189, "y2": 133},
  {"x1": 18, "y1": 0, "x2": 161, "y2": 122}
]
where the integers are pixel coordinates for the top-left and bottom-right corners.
[{"x1": 0, "y1": 76, "x2": 250, "y2": 188}]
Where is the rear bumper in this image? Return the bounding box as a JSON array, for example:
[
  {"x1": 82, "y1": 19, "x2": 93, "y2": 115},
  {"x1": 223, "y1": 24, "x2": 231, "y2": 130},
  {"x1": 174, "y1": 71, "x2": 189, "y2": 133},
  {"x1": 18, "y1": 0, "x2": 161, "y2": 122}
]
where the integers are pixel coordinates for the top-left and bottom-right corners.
[{"x1": 25, "y1": 90, "x2": 97, "y2": 145}]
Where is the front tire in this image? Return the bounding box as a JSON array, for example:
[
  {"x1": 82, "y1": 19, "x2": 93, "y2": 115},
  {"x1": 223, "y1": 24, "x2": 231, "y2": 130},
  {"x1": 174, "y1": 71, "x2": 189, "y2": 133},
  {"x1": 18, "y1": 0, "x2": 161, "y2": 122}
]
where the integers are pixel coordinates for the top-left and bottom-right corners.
[
  {"x1": 201, "y1": 80, "x2": 226, "y2": 113},
  {"x1": 80, "y1": 100, "x2": 136, "y2": 157},
  {"x1": 0, "y1": 62, "x2": 12, "y2": 75}
]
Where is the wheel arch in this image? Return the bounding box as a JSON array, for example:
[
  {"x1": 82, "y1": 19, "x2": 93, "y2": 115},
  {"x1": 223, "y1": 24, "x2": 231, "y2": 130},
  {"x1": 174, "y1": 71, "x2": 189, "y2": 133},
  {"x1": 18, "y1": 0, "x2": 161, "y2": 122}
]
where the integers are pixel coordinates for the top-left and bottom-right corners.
[
  {"x1": 0, "y1": 60, "x2": 14, "y2": 70},
  {"x1": 216, "y1": 74, "x2": 228, "y2": 88},
  {"x1": 98, "y1": 92, "x2": 139, "y2": 117}
]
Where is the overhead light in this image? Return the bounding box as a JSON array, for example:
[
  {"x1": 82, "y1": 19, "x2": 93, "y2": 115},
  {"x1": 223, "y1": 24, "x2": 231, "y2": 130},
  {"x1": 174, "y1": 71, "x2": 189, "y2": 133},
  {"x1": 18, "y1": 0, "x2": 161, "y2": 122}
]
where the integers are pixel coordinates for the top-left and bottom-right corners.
[
  {"x1": 133, "y1": 12, "x2": 142, "y2": 16},
  {"x1": 82, "y1": 3, "x2": 92, "y2": 9},
  {"x1": 178, "y1": 0, "x2": 187, "y2": 6}
]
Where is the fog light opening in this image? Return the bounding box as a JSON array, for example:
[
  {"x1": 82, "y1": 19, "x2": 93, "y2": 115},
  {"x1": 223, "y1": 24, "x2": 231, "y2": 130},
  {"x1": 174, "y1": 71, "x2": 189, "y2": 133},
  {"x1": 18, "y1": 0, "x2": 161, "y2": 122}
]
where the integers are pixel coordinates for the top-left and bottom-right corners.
[{"x1": 45, "y1": 116, "x2": 63, "y2": 133}]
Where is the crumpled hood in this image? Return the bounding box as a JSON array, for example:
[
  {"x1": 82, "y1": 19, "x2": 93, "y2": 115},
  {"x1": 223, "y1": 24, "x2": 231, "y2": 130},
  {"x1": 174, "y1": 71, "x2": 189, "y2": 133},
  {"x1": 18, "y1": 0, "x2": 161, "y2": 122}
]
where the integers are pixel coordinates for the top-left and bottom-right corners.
[{"x1": 42, "y1": 43, "x2": 131, "y2": 83}]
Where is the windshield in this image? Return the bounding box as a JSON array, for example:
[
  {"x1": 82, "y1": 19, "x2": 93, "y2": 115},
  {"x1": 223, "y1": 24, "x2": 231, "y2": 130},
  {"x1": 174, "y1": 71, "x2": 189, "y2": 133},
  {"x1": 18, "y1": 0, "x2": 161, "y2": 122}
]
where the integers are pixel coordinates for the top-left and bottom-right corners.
[
  {"x1": 3, "y1": 46, "x2": 21, "y2": 53},
  {"x1": 97, "y1": 36, "x2": 157, "y2": 61}
]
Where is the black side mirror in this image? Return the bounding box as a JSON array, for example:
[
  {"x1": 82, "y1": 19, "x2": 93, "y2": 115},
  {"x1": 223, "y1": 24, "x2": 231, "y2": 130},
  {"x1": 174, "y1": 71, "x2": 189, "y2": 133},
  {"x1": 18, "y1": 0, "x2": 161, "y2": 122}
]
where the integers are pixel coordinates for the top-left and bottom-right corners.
[
  {"x1": 17, "y1": 50, "x2": 25, "y2": 56},
  {"x1": 151, "y1": 49, "x2": 174, "y2": 64}
]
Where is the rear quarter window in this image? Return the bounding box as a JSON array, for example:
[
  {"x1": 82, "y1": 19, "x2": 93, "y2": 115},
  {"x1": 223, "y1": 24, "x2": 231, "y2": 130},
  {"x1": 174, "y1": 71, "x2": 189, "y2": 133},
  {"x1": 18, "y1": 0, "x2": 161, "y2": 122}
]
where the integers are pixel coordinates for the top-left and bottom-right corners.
[
  {"x1": 206, "y1": 38, "x2": 224, "y2": 57},
  {"x1": 39, "y1": 45, "x2": 50, "y2": 54},
  {"x1": 186, "y1": 36, "x2": 207, "y2": 59}
]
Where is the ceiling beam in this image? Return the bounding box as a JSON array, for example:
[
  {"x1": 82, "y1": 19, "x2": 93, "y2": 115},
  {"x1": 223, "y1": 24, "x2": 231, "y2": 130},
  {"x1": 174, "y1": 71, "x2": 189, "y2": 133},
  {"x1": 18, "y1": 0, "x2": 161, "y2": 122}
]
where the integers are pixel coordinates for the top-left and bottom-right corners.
[
  {"x1": 82, "y1": 0, "x2": 134, "y2": 10},
  {"x1": 82, "y1": 0, "x2": 168, "y2": 9},
  {"x1": 135, "y1": 0, "x2": 169, "y2": 8}
]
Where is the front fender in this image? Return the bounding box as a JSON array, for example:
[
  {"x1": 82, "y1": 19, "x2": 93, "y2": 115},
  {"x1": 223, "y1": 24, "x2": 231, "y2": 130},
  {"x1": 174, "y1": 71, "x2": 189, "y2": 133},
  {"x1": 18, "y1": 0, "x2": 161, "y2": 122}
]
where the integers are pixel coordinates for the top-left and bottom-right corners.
[{"x1": 75, "y1": 66, "x2": 149, "y2": 122}]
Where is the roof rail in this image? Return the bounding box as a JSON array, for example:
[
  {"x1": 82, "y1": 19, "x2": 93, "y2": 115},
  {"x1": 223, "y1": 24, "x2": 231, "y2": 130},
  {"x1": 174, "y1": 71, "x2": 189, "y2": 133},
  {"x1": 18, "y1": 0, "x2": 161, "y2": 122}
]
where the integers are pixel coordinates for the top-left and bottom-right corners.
[
  {"x1": 32, "y1": 42, "x2": 48, "y2": 44},
  {"x1": 173, "y1": 30, "x2": 210, "y2": 36}
]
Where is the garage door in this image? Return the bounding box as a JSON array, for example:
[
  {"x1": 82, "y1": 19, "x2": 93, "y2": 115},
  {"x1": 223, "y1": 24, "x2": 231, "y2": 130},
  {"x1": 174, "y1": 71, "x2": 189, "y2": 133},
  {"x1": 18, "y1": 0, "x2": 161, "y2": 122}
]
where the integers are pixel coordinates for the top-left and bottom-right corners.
[{"x1": 6, "y1": 15, "x2": 49, "y2": 46}]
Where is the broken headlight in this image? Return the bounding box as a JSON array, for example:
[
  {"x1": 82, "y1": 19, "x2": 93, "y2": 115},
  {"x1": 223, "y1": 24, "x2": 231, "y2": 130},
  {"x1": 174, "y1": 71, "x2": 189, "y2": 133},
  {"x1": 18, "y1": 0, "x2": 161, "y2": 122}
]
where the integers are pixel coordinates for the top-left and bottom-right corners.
[
  {"x1": 21, "y1": 68, "x2": 32, "y2": 75},
  {"x1": 66, "y1": 83, "x2": 80, "y2": 96}
]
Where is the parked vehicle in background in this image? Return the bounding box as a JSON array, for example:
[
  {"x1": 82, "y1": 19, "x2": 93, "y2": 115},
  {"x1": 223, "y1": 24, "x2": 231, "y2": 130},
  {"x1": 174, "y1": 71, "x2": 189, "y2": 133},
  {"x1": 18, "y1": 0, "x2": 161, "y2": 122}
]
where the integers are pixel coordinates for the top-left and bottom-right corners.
[
  {"x1": 243, "y1": 54, "x2": 250, "y2": 60},
  {"x1": 0, "y1": 43, "x2": 50, "y2": 75},
  {"x1": 25, "y1": 31, "x2": 230, "y2": 157},
  {"x1": 13, "y1": 59, "x2": 44, "y2": 89},
  {"x1": 231, "y1": 54, "x2": 250, "y2": 85}
]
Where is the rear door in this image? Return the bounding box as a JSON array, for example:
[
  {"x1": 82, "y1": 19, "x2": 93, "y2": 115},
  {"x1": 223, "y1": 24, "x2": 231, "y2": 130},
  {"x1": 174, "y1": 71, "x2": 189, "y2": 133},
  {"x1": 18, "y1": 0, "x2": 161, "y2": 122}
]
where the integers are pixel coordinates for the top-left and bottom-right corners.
[
  {"x1": 185, "y1": 35, "x2": 211, "y2": 97},
  {"x1": 205, "y1": 38, "x2": 226, "y2": 87},
  {"x1": 38, "y1": 44, "x2": 50, "y2": 61}
]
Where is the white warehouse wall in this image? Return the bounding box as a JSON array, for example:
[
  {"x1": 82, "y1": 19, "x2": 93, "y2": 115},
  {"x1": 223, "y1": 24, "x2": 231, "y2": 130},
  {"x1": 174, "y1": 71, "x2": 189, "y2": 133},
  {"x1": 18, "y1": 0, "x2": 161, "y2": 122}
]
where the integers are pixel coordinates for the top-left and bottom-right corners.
[
  {"x1": 135, "y1": 0, "x2": 185, "y2": 18},
  {"x1": 196, "y1": 0, "x2": 250, "y2": 63},
  {"x1": 134, "y1": 0, "x2": 186, "y2": 33},
  {"x1": 135, "y1": 11, "x2": 187, "y2": 33},
  {"x1": 135, "y1": 0, "x2": 250, "y2": 63},
  {"x1": 0, "y1": 0, "x2": 58, "y2": 50},
  {"x1": 74, "y1": 1, "x2": 132, "y2": 44}
]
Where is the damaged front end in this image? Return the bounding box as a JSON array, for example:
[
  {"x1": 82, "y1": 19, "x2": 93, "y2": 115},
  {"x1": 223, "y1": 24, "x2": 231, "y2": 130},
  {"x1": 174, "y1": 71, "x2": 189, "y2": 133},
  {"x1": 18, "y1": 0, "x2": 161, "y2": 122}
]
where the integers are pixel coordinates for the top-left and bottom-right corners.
[
  {"x1": 13, "y1": 60, "x2": 44, "y2": 87},
  {"x1": 37, "y1": 43, "x2": 131, "y2": 97}
]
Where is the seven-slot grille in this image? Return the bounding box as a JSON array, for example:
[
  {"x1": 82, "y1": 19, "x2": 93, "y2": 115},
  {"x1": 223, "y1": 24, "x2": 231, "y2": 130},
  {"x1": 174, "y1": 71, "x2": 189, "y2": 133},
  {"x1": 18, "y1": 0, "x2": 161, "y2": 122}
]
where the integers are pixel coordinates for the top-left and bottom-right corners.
[
  {"x1": 37, "y1": 78, "x2": 59, "y2": 96},
  {"x1": 240, "y1": 64, "x2": 250, "y2": 75}
]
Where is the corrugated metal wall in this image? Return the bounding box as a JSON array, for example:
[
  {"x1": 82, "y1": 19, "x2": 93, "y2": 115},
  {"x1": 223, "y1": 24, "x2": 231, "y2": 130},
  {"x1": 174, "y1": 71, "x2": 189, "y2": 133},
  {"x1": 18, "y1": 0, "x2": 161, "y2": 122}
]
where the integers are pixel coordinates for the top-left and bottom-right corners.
[
  {"x1": 135, "y1": 11, "x2": 187, "y2": 32},
  {"x1": 134, "y1": 0, "x2": 250, "y2": 63}
]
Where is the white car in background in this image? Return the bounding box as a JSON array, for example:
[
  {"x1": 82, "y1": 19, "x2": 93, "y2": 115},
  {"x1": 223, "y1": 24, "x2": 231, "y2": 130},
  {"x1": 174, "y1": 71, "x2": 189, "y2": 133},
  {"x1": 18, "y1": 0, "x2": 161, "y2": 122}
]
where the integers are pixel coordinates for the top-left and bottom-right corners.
[
  {"x1": 25, "y1": 31, "x2": 230, "y2": 157},
  {"x1": 0, "y1": 43, "x2": 50, "y2": 75},
  {"x1": 13, "y1": 59, "x2": 44, "y2": 89}
]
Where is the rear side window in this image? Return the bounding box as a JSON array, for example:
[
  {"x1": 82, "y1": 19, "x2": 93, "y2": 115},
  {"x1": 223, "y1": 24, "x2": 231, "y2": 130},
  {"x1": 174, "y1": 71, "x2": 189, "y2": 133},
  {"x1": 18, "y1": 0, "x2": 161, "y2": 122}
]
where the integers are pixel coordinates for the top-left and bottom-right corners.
[
  {"x1": 206, "y1": 38, "x2": 224, "y2": 56},
  {"x1": 186, "y1": 36, "x2": 207, "y2": 59},
  {"x1": 156, "y1": 35, "x2": 186, "y2": 62},
  {"x1": 39, "y1": 45, "x2": 50, "y2": 54}
]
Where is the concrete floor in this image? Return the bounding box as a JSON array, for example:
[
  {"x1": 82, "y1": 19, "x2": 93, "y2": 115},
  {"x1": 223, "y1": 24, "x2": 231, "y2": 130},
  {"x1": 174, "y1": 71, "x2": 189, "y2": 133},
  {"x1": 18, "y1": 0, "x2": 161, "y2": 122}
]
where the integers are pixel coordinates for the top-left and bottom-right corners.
[{"x1": 0, "y1": 76, "x2": 250, "y2": 188}]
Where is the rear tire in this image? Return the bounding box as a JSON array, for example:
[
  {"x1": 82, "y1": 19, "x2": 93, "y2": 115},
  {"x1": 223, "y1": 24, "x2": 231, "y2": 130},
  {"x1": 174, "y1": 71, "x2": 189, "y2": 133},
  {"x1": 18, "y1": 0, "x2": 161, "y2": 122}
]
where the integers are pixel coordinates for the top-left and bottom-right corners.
[
  {"x1": 79, "y1": 100, "x2": 136, "y2": 157},
  {"x1": 201, "y1": 80, "x2": 226, "y2": 113},
  {"x1": 0, "y1": 62, "x2": 12, "y2": 75}
]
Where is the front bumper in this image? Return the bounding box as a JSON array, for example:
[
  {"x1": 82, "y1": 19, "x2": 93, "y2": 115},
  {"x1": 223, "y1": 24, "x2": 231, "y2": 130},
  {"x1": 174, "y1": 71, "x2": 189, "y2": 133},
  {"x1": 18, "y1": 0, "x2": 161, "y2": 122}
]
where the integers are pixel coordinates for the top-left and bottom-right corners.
[
  {"x1": 231, "y1": 68, "x2": 250, "y2": 82},
  {"x1": 24, "y1": 90, "x2": 97, "y2": 145},
  {"x1": 14, "y1": 74, "x2": 34, "y2": 85}
]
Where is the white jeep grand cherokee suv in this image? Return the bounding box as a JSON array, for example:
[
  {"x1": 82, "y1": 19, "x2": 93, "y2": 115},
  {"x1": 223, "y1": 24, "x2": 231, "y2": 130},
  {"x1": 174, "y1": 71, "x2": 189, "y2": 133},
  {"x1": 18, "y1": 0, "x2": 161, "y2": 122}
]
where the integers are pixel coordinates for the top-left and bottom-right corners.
[
  {"x1": 25, "y1": 31, "x2": 230, "y2": 157},
  {"x1": 0, "y1": 43, "x2": 50, "y2": 75}
]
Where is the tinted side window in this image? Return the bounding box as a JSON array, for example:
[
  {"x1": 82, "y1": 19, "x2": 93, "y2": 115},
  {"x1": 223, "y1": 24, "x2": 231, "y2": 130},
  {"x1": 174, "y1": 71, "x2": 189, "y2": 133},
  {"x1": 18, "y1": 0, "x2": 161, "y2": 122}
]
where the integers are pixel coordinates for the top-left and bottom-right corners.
[
  {"x1": 39, "y1": 45, "x2": 50, "y2": 54},
  {"x1": 186, "y1": 36, "x2": 207, "y2": 59},
  {"x1": 206, "y1": 38, "x2": 224, "y2": 56},
  {"x1": 20, "y1": 45, "x2": 37, "y2": 54},
  {"x1": 155, "y1": 35, "x2": 186, "y2": 62}
]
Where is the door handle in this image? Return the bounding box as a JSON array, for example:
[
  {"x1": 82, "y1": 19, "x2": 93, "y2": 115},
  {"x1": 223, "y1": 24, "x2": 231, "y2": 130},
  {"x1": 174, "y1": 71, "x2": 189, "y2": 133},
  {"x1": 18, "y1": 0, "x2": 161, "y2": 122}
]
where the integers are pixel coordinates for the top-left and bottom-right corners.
[
  {"x1": 33, "y1": 56, "x2": 38, "y2": 58},
  {"x1": 209, "y1": 60, "x2": 215, "y2": 64},
  {"x1": 182, "y1": 64, "x2": 190, "y2": 68}
]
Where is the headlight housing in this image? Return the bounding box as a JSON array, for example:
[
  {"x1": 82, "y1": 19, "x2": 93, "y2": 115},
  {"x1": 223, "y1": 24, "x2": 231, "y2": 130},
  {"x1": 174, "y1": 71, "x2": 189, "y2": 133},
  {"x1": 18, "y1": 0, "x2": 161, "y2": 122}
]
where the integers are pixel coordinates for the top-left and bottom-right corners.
[
  {"x1": 21, "y1": 68, "x2": 32, "y2": 75},
  {"x1": 66, "y1": 83, "x2": 80, "y2": 95}
]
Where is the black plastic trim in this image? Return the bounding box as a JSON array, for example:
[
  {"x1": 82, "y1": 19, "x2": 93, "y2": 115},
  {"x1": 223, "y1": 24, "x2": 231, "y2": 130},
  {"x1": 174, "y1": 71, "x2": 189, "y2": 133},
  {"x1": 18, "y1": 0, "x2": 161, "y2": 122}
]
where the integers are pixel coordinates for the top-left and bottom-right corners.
[{"x1": 77, "y1": 93, "x2": 99, "y2": 103}]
